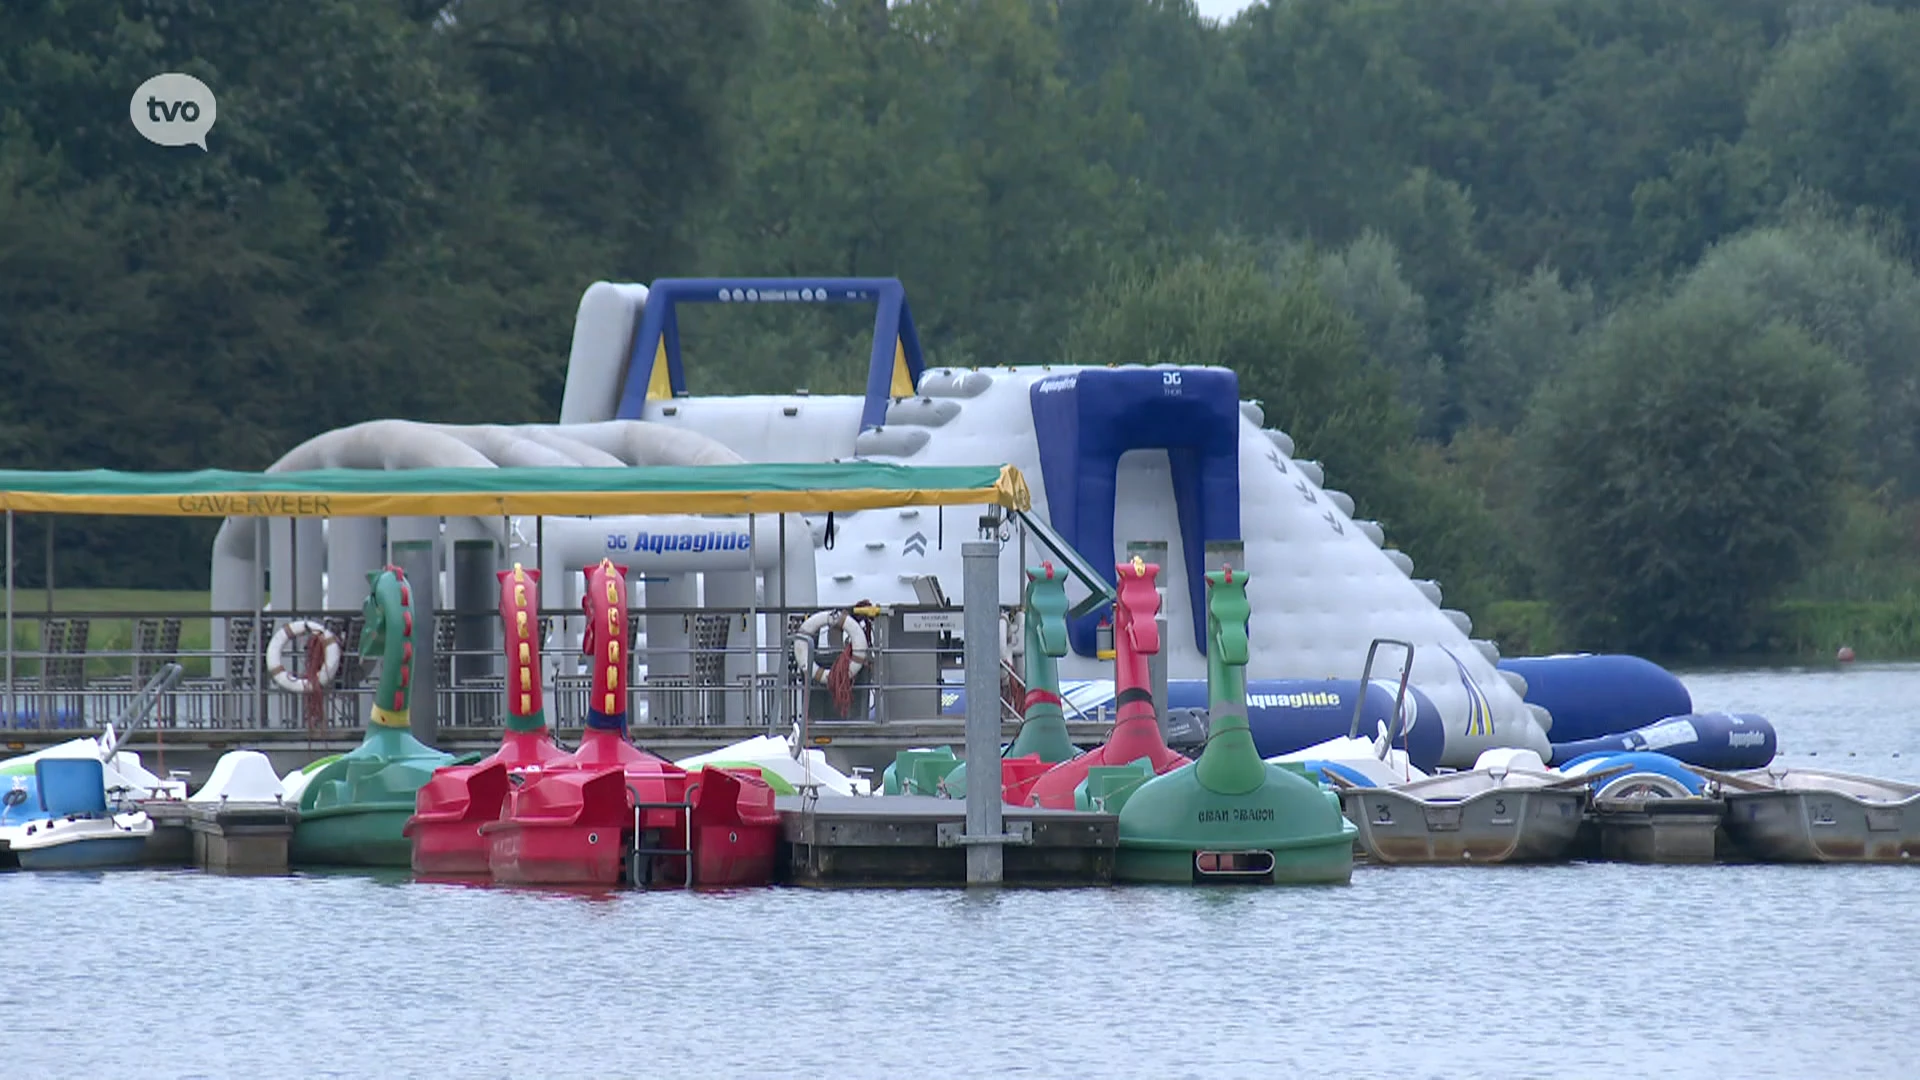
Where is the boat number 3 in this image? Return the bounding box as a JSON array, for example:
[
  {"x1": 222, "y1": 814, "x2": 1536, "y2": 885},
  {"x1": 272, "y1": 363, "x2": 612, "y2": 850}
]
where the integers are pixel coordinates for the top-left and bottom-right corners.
[
  {"x1": 1493, "y1": 798, "x2": 1506, "y2": 817},
  {"x1": 1814, "y1": 802, "x2": 1837, "y2": 825},
  {"x1": 1373, "y1": 803, "x2": 1392, "y2": 824}
]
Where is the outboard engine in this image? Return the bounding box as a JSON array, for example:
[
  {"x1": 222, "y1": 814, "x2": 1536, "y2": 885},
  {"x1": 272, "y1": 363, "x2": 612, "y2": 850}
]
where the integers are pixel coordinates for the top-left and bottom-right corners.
[{"x1": 1163, "y1": 706, "x2": 1211, "y2": 758}]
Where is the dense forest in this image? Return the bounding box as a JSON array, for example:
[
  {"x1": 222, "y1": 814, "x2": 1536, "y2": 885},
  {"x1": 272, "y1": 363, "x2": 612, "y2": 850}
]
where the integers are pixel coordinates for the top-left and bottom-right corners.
[{"x1": 5, "y1": 0, "x2": 1920, "y2": 659}]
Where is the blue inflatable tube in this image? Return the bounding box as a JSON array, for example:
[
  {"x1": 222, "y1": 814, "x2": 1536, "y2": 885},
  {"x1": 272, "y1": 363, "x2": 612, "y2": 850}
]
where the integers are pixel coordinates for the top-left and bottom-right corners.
[
  {"x1": 1548, "y1": 711, "x2": 1775, "y2": 770},
  {"x1": 1295, "y1": 760, "x2": 1381, "y2": 788},
  {"x1": 946, "y1": 678, "x2": 1448, "y2": 771},
  {"x1": 1242, "y1": 680, "x2": 1446, "y2": 771},
  {"x1": 1558, "y1": 751, "x2": 1707, "y2": 795},
  {"x1": 1499, "y1": 654, "x2": 1693, "y2": 742}
]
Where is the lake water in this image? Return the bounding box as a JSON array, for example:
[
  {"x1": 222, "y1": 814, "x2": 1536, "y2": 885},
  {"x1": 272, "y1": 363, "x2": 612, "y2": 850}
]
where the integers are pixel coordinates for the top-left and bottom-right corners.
[{"x1": 5, "y1": 664, "x2": 1918, "y2": 1079}]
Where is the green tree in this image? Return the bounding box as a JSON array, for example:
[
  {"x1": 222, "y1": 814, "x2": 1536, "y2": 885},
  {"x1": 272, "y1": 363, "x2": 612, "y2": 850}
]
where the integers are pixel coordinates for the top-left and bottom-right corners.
[
  {"x1": 1059, "y1": 253, "x2": 1407, "y2": 497},
  {"x1": 443, "y1": 0, "x2": 754, "y2": 273},
  {"x1": 1458, "y1": 264, "x2": 1599, "y2": 433},
  {"x1": 1223, "y1": 0, "x2": 1432, "y2": 242},
  {"x1": 1374, "y1": 168, "x2": 1499, "y2": 377},
  {"x1": 1054, "y1": 252, "x2": 1511, "y2": 611},
  {"x1": 690, "y1": 0, "x2": 1150, "y2": 389},
  {"x1": 1291, "y1": 231, "x2": 1446, "y2": 434},
  {"x1": 1628, "y1": 139, "x2": 1770, "y2": 276},
  {"x1": 1522, "y1": 290, "x2": 1862, "y2": 654},
  {"x1": 1672, "y1": 207, "x2": 1920, "y2": 494},
  {"x1": 1745, "y1": 5, "x2": 1920, "y2": 246},
  {"x1": 1051, "y1": 0, "x2": 1244, "y2": 240}
]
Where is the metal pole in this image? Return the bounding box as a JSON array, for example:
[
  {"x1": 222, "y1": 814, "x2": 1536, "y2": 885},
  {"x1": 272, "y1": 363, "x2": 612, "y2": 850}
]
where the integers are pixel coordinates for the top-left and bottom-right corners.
[
  {"x1": 534, "y1": 514, "x2": 550, "y2": 712},
  {"x1": 288, "y1": 516, "x2": 298, "y2": 616},
  {"x1": 962, "y1": 537, "x2": 1003, "y2": 885},
  {"x1": 747, "y1": 512, "x2": 758, "y2": 731},
  {"x1": 253, "y1": 519, "x2": 267, "y2": 728},
  {"x1": 5, "y1": 510, "x2": 14, "y2": 726},
  {"x1": 43, "y1": 517, "x2": 52, "y2": 613},
  {"x1": 1018, "y1": 518, "x2": 1026, "y2": 584},
  {"x1": 779, "y1": 512, "x2": 789, "y2": 727}
]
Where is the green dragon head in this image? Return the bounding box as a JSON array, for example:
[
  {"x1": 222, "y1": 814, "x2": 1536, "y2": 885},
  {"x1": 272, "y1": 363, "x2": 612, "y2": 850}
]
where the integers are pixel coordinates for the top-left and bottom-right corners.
[
  {"x1": 1024, "y1": 563, "x2": 1070, "y2": 658},
  {"x1": 1205, "y1": 565, "x2": 1251, "y2": 667}
]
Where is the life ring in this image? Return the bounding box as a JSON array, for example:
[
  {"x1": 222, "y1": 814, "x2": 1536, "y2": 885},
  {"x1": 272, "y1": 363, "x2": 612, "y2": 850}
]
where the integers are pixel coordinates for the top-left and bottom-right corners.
[
  {"x1": 793, "y1": 609, "x2": 871, "y2": 684},
  {"x1": 266, "y1": 620, "x2": 341, "y2": 694}
]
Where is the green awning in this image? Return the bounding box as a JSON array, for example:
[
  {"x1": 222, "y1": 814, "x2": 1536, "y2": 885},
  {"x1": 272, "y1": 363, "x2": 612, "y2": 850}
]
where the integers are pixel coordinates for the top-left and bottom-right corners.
[{"x1": 0, "y1": 463, "x2": 1032, "y2": 517}]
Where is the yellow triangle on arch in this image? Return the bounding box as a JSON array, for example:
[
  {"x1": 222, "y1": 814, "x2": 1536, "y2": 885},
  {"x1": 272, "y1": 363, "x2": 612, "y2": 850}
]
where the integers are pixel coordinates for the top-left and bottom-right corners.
[
  {"x1": 890, "y1": 338, "x2": 914, "y2": 397},
  {"x1": 645, "y1": 338, "x2": 672, "y2": 401}
]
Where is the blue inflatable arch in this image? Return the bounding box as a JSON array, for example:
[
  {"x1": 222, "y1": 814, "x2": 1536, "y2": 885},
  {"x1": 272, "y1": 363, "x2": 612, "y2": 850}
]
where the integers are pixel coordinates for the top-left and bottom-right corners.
[{"x1": 614, "y1": 277, "x2": 927, "y2": 431}]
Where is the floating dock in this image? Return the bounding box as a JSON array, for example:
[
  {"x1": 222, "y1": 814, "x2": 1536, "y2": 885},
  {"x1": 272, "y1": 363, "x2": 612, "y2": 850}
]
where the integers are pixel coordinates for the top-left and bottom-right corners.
[
  {"x1": 778, "y1": 794, "x2": 1117, "y2": 887},
  {"x1": 140, "y1": 799, "x2": 298, "y2": 873},
  {"x1": 120, "y1": 794, "x2": 1121, "y2": 885},
  {"x1": 1586, "y1": 795, "x2": 1727, "y2": 864},
  {"x1": 38, "y1": 784, "x2": 1920, "y2": 882}
]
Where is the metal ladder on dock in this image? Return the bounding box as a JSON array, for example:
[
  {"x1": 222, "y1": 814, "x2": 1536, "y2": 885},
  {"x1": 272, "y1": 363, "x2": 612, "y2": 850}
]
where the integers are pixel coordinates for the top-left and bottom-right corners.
[
  {"x1": 1351, "y1": 638, "x2": 1416, "y2": 761},
  {"x1": 625, "y1": 791, "x2": 696, "y2": 890}
]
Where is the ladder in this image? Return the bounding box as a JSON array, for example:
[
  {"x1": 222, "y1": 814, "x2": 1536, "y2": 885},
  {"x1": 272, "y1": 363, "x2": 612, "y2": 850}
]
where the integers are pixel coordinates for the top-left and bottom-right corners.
[
  {"x1": 626, "y1": 792, "x2": 695, "y2": 890},
  {"x1": 1349, "y1": 638, "x2": 1416, "y2": 757}
]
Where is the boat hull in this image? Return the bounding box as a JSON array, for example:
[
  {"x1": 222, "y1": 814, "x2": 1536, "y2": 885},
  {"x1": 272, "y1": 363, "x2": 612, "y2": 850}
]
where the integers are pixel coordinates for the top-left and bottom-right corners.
[
  {"x1": 1115, "y1": 833, "x2": 1356, "y2": 885},
  {"x1": 685, "y1": 766, "x2": 780, "y2": 888},
  {"x1": 406, "y1": 762, "x2": 514, "y2": 876},
  {"x1": 8, "y1": 816, "x2": 153, "y2": 871},
  {"x1": 484, "y1": 766, "x2": 672, "y2": 886},
  {"x1": 688, "y1": 823, "x2": 775, "y2": 887},
  {"x1": 1723, "y1": 790, "x2": 1920, "y2": 863},
  {"x1": 15, "y1": 834, "x2": 150, "y2": 871},
  {"x1": 486, "y1": 821, "x2": 627, "y2": 886},
  {"x1": 407, "y1": 819, "x2": 495, "y2": 877},
  {"x1": 1340, "y1": 786, "x2": 1588, "y2": 864},
  {"x1": 290, "y1": 805, "x2": 417, "y2": 867}
]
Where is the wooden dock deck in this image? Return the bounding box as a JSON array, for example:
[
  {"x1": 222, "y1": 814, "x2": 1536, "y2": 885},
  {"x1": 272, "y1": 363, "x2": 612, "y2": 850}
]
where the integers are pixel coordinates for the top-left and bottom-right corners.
[{"x1": 777, "y1": 794, "x2": 1118, "y2": 887}]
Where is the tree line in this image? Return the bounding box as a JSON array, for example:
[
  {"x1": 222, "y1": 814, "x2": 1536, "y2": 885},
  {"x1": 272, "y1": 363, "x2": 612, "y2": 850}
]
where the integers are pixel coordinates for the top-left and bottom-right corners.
[{"x1": 4, "y1": 0, "x2": 1919, "y2": 657}]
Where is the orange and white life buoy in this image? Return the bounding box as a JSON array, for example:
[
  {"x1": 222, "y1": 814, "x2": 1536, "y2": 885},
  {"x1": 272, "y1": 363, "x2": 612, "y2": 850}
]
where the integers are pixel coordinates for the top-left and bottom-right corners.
[
  {"x1": 793, "y1": 609, "x2": 871, "y2": 684},
  {"x1": 266, "y1": 620, "x2": 341, "y2": 694}
]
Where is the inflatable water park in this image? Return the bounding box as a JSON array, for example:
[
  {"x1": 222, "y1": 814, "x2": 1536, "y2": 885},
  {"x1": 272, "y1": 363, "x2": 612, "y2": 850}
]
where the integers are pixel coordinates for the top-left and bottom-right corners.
[{"x1": 3, "y1": 275, "x2": 1916, "y2": 883}]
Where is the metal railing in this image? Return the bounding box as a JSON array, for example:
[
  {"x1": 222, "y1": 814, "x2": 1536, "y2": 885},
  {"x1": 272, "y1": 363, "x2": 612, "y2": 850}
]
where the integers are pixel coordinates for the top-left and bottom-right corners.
[{"x1": 0, "y1": 602, "x2": 1048, "y2": 734}]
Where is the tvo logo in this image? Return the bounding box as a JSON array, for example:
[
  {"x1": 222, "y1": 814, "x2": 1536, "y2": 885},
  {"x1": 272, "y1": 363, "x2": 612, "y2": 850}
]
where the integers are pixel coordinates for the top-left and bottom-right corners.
[{"x1": 130, "y1": 73, "x2": 218, "y2": 150}]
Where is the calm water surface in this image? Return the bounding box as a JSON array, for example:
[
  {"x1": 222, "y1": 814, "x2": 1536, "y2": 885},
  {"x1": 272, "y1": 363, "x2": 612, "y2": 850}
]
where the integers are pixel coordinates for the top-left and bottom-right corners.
[{"x1": 5, "y1": 663, "x2": 1918, "y2": 1079}]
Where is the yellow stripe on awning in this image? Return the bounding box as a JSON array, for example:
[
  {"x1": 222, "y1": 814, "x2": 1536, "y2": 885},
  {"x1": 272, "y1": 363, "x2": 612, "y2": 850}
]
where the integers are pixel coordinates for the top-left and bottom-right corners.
[{"x1": 0, "y1": 464, "x2": 1033, "y2": 518}]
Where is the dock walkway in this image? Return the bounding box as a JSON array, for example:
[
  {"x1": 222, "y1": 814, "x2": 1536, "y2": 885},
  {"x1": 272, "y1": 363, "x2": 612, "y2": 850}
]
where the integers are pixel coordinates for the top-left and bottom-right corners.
[{"x1": 778, "y1": 794, "x2": 1117, "y2": 886}]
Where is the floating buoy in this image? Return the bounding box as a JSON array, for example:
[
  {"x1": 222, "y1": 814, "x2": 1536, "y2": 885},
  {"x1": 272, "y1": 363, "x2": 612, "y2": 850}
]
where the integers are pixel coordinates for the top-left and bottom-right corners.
[{"x1": 1837, "y1": 645, "x2": 1856, "y2": 662}]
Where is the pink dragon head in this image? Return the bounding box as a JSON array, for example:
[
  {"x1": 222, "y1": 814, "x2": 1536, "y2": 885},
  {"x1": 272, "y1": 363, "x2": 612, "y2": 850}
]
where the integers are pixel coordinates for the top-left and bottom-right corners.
[{"x1": 1113, "y1": 555, "x2": 1162, "y2": 657}]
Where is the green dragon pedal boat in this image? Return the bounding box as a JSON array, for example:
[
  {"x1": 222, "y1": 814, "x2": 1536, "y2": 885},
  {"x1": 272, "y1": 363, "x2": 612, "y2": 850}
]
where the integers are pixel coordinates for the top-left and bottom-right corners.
[
  {"x1": 1115, "y1": 559, "x2": 1357, "y2": 885},
  {"x1": 290, "y1": 565, "x2": 462, "y2": 867}
]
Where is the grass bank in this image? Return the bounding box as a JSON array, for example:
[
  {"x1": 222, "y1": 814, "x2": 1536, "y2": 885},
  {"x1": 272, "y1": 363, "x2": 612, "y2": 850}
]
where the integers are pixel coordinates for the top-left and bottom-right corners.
[
  {"x1": 1475, "y1": 597, "x2": 1920, "y2": 663},
  {"x1": 1756, "y1": 599, "x2": 1920, "y2": 661},
  {"x1": 5, "y1": 589, "x2": 212, "y2": 677}
]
